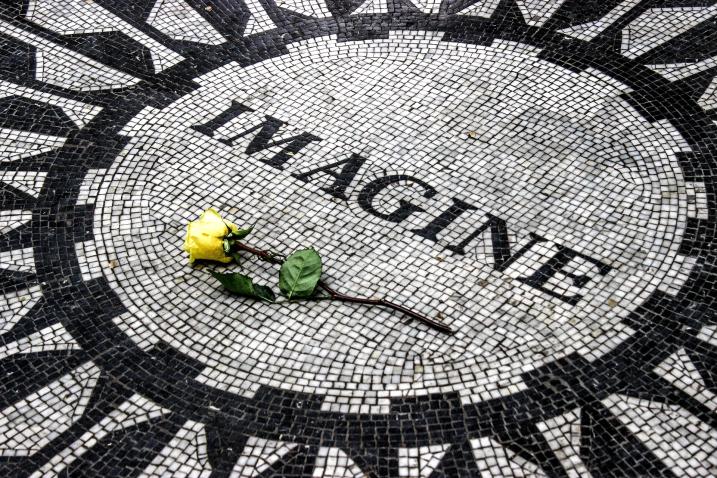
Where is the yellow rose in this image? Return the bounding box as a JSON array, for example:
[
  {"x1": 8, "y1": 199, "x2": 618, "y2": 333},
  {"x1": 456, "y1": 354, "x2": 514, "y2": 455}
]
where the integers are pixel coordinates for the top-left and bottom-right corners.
[{"x1": 183, "y1": 208, "x2": 238, "y2": 263}]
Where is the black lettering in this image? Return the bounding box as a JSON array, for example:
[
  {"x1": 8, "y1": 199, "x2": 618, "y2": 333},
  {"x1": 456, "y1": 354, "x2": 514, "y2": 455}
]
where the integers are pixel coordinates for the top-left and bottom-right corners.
[
  {"x1": 517, "y1": 245, "x2": 612, "y2": 305},
  {"x1": 411, "y1": 198, "x2": 478, "y2": 242},
  {"x1": 191, "y1": 101, "x2": 322, "y2": 170},
  {"x1": 292, "y1": 154, "x2": 367, "y2": 200},
  {"x1": 191, "y1": 100, "x2": 253, "y2": 137},
  {"x1": 242, "y1": 116, "x2": 322, "y2": 169},
  {"x1": 447, "y1": 217, "x2": 546, "y2": 272},
  {"x1": 358, "y1": 175, "x2": 437, "y2": 223}
]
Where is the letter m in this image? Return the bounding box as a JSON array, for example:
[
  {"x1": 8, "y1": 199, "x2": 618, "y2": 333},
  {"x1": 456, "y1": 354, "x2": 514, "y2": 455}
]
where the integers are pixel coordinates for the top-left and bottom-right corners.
[{"x1": 192, "y1": 100, "x2": 322, "y2": 170}]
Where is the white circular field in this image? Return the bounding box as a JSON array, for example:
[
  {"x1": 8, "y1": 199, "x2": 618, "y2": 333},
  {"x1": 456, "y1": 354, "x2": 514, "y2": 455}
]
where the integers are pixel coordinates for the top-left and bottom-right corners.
[{"x1": 86, "y1": 32, "x2": 689, "y2": 412}]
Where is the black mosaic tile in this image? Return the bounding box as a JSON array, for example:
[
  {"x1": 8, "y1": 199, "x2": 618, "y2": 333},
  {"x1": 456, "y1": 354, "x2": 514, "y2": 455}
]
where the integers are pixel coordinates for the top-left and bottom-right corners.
[{"x1": 0, "y1": 0, "x2": 717, "y2": 476}]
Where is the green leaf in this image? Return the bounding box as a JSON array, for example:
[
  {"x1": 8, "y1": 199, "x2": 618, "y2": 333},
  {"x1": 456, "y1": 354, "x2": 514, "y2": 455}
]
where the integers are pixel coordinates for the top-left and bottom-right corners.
[
  {"x1": 226, "y1": 226, "x2": 253, "y2": 241},
  {"x1": 211, "y1": 271, "x2": 275, "y2": 302},
  {"x1": 222, "y1": 239, "x2": 231, "y2": 255},
  {"x1": 231, "y1": 252, "x2": 242, "y2": 265},
  {"x1": 250, "y1": 283, "x2": 275, "y2": 303},
  {"x1": 279, "y1": 249, "x2": 322, "y2": 300}
]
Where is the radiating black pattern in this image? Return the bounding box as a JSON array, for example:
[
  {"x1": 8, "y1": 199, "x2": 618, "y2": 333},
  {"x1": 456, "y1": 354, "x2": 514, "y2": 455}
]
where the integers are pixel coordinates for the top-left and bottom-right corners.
[{"x1": 0, "y1": 0, "x2": 716, "y2": 476}]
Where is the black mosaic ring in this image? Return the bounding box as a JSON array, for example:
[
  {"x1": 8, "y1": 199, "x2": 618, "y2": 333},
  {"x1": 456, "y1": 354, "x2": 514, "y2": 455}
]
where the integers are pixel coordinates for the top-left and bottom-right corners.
[{"x1": 1, "y1": 1, "x2": 717, "y2": 476}]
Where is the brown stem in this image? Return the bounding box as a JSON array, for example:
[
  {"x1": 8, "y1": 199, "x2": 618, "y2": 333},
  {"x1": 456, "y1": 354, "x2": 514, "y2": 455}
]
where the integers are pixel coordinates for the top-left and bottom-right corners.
[
  {"x1": 316, "y1": 281, "x2": 454, "y2": 335},
  {"x1": 233, "y1": 242, "x2": 454, "y2": 335},
  {"x1": 234, "y1": 242, "x2": 284, "y2": 264}
]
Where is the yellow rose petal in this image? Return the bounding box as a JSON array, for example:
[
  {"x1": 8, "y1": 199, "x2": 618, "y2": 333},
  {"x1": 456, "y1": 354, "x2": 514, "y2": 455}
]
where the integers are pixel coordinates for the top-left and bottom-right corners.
[
  {"x1": 184, "y1": 208, "x2": 241, "y2": 264},
  {"x1": 190, "y1": 233, "x2": 232, "y2": 263},
  {"x1": 199, "y1": 208, "x2": 235, "y2": 237}
]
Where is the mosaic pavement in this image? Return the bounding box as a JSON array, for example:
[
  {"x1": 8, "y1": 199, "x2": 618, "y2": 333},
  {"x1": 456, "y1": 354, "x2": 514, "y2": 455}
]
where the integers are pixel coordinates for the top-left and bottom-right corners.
[{"x1": 1, "y1": 0, "x2": 717, "y2": 476}]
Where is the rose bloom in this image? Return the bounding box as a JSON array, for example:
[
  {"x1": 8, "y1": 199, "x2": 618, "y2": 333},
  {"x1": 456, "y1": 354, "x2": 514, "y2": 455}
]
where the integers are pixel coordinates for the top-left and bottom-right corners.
[{"x1": 183, "y1": 208, "x2": 238, "y2": 263}]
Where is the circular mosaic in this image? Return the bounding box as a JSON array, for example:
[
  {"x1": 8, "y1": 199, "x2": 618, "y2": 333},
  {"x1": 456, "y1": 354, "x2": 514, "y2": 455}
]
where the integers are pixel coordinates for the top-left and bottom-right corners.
[
  {"x1": 92, "y1": 34, "x2": 689, "y2": 409},
  {"x1": 1, "y1": 1, "x2": 717, "y2": 476}
]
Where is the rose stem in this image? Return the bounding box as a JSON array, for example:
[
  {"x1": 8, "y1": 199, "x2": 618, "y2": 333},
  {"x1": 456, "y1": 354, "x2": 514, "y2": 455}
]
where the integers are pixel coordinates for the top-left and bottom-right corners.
[{"x1": 232, "y1": 242, "x2": 454, "y2": 335}]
